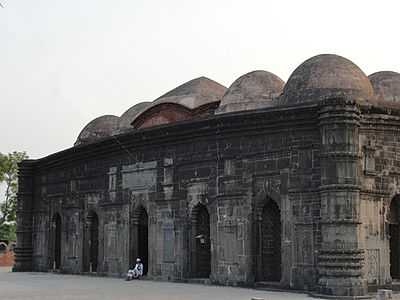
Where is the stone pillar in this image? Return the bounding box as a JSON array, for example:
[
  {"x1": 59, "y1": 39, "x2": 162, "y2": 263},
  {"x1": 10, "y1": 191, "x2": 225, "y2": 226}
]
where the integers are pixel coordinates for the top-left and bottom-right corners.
[
  {"x1": 13, "y1": 160, "x2": 35, "y2": 272},
  {"x1": 317, "y1": 99, "x2": 367, "y2": 297}
]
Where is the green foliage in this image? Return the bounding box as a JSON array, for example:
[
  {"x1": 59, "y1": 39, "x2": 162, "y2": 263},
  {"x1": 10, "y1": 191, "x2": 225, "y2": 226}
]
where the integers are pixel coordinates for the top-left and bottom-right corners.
[
  {"x1": 0, "y1": 151, "x2": 28, "y2": 241},
  {"x1": 0, "y1": 222, "x2": 15, "y2": 241}
]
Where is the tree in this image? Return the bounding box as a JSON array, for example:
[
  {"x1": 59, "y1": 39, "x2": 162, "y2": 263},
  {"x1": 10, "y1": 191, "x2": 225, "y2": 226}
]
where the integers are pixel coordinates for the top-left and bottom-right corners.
[{"x1": 0, "y1": 151, "x2": 28, "y2": 241}]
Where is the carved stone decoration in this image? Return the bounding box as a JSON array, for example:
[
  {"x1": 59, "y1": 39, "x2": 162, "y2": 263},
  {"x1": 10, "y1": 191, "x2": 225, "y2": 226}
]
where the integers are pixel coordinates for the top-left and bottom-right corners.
[{"x1": 366, "y1": 249, "x2": 379, "y2": 284}]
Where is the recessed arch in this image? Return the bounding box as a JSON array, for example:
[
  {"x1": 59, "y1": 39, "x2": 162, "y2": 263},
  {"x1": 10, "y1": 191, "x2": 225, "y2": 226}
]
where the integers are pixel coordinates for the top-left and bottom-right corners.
[
  {"x1": 51, "y1": 213, "x2": 62, "y2": 270},
  {"x1": 254, "y1": 197, "x2": 282, "y2": 282},
  {"x1": 388, "y1": 195, "x2": 400, "y2": 279},
  {"x1": 190, "y1": 203, "x2": 211, "y2": 278},
  {"x1": 254, "y1": 190, "x2": 281, "y2": 220},
  {"x1": 130, "y1": 205, "x2": 149, "y2": 275},
  {"x1": 83, "y1": 210, "x2": 99, "y2": 272}
]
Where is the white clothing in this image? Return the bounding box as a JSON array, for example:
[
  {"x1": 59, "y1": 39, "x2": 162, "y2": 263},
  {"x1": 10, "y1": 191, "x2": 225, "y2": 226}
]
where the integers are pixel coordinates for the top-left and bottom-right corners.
[{"x1": 133, "y1": 263, "x2": 143, "y2": 277}]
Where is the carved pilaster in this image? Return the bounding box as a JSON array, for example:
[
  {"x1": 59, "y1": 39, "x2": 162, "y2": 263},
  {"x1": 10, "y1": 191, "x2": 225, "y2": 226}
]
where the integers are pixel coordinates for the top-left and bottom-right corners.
[
  {"x1": 13, "y1": 160, "x2": 36, "y2": 272},
  {"x1": 317, "y1": 99, "x2": 367, "y2": 297}
]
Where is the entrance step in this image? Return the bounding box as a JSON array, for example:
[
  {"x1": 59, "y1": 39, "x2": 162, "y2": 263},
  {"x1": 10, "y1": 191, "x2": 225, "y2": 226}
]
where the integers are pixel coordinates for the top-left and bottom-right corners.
[
  {"x1": 254, "y1": 281, "x2": 305, "y2": 294},
  {"x1": 254, "y1": 281, "x2": 282, "y2": 290},
  {"x1": 80, "y1": 272, "x2": 99, "y2": 277},
  {"x1": 187, "y1": 278, "x2": 211, "y2": 285}
]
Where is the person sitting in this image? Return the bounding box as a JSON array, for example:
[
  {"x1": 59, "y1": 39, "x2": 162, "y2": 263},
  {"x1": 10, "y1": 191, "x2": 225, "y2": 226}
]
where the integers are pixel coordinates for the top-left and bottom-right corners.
[
  {"x1": 133, "y1": 258, "x2": 143, "y2": 279},
  {"x1": 126, "y1": 258, "x2": 144, "y2": 281}
]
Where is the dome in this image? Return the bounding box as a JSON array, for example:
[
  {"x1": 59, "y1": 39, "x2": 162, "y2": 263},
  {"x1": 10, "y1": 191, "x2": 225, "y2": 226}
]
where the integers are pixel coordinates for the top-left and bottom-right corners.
[
  {"x1": 216, "y1": 70, "x2": 284, "y2": 114},
  {"x1": 119, "y1": 102, "x2": 151, "y2": 130},
  {"x1": 75, "y1": 115, "x2": 119, "y2": 146},
  {"x1": 283, "y1": 54, "x2": 374, "y2": 104},
  {"x1": 153, "y1": 76, "x2": 227, "y2": 109},
  {"x1": 369, "y1": 71, "x2": 400, "y2": 103}
]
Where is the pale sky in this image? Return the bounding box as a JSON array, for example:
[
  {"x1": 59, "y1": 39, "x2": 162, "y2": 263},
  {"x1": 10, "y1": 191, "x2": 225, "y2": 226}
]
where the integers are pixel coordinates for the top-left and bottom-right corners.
[{"x1": 1, "y1": 0, "x2": 400, "y2": 160}]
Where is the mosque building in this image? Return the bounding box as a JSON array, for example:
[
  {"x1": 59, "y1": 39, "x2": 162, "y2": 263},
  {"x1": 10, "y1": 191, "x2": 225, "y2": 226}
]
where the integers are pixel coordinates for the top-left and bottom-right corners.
[{"x1": 14, "y1": 54, "x2": 400, "y2": 297}]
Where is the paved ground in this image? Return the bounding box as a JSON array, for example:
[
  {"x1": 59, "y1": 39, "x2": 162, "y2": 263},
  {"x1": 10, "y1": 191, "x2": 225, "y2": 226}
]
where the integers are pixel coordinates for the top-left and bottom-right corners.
[{"x1": 0, "y1": 267, "x2": 323, "y2": 300}]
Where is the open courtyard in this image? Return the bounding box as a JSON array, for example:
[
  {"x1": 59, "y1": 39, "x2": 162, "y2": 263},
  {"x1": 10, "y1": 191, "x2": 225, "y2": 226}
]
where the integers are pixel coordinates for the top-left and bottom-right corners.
[{"x1": 0, "y1": 267, "x2": 321, "y2": 300}]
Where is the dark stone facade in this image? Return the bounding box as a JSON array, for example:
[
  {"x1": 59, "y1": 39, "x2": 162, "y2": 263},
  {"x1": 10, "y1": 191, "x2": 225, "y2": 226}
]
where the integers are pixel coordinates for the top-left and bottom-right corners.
[{"x1": 14, "y1": 54, "x2": 400, "y2": 298}]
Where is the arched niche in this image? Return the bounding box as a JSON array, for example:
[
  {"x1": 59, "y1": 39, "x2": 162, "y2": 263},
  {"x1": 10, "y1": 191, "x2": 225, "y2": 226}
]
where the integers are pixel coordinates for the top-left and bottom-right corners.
[
  {"x1": 253, "y1": 196, "x2": 282, "y2": 282},
  {"x1": 50, "y1": 213, "x2": 62, "y2": 270},
  {"x1": 130, "y1": 205, "x2": 149, "y2": 275},
  {"x1": 388, "y1": 195, "x2": 400, "y2": 279},
  {"x1": 83, "y1": 211, "x2": 99, "y2": 272},
  {"x1": 190, "y1": 203, "x2": 211, "y2": 278}
]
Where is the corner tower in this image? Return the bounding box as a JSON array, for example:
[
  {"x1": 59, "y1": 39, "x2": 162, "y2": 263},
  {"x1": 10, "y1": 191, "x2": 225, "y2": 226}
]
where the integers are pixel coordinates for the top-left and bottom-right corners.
[{"x1": 284, "y1": 54, "x2": 372, "y2": 297}]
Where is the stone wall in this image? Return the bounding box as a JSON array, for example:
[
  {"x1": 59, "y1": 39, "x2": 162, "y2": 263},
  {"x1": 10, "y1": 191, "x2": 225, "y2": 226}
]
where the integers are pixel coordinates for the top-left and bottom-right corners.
[
  {"x1": 359, "y1": 105, "x2": 400, "y2": 288},
  {"x1": 18, "y1": 98, "x2": 400, "y2": 297},
  {"x1": 17, "y1": 104, "x2": 320, "y2": 290}
]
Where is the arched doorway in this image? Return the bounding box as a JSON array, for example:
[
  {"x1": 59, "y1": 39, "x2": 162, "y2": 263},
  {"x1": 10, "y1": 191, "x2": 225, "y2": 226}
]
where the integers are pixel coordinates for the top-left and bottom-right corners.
[
  {"x1": 137, "y1": 207, "x2": 149, "y2": 275},
  {"x1": 52, "y1": 213, "x2": 62, "y2": 270},
  {"x1": 83, "y1": 211, "x2": 99, "y2": 272},
  {"x1": 192, "y1": 203, "x2": 211, "y2": 278},
  {"x1": 389, "y1": 197, "x2": 400, "y2": 279},
  {"x1": 256, "y1": 200, "x2": 281, "y2": 282}
]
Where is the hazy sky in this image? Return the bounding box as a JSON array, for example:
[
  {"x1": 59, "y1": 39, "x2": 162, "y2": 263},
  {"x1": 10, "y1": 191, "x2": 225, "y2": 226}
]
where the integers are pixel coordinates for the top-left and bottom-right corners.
[{"x1": 1, "y1": 0, "x2": 400, "y2": 159}]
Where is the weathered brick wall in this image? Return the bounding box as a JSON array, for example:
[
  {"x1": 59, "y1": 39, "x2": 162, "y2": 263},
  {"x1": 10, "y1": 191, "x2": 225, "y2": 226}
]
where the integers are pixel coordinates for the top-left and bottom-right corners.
[{"x1": 138, "y1": 108, "x2": 190, "y2": 129}]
